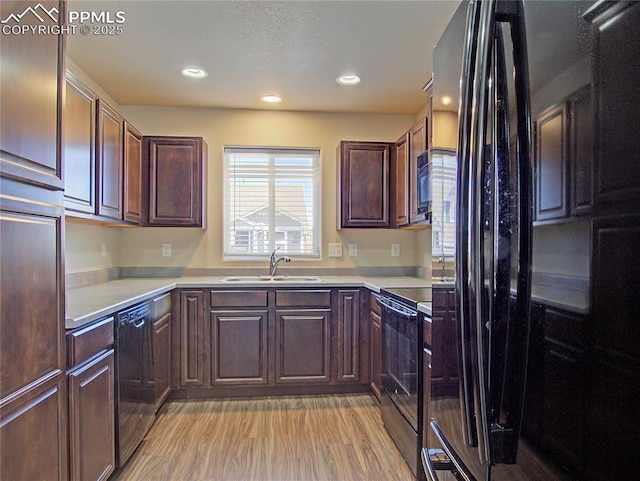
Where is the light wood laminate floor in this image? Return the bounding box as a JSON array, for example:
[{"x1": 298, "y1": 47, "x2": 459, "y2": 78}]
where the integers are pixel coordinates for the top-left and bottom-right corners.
[{"x1": 112, "y1": 394, "x2": 416, "y2": 481}]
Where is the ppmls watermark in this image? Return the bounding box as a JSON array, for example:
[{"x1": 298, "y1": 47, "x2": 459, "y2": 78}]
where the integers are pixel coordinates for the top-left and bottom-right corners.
[{"x1": 1, "y1": 2, "x2": 126, "y2": 36}]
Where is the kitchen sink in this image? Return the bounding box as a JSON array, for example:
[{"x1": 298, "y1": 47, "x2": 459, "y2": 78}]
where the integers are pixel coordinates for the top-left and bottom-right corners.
[{"x1": 219, "y1": 275, "x2": 323, "y2": 283}]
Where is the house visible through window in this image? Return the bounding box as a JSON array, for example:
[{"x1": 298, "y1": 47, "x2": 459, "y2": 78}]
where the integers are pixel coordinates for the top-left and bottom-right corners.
[{"x1": 224, "y1": 146, "x2": 321, "y2": 258}]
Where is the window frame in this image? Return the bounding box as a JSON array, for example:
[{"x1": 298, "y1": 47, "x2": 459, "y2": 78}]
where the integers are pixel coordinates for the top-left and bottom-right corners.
[{"x1": 222, "y1": 145, "x2": 322, "y2": 260}]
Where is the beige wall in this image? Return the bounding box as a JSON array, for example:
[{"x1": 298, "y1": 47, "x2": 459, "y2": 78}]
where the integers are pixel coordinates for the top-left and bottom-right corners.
[
  {"x1": 64, "y1": 61, "x2": 434, "y2": 273},
  {"x1": 65, "y1": 220, "x2": 121, "y2": 273},
  {"x1": 117, "y1": 105, "x2": 422, "y2": 269},
  {"x1": 532, "y1": 221, "x2": 590, "y2": 278},
  {"x1": 432, "y1": 110, "x2": 457, "y2": 150}
]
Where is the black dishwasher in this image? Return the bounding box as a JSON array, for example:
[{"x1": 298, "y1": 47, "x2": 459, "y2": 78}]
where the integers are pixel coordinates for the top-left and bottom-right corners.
[{"x1": 116, "y1": 302, "x2": 155, "y2": 467}]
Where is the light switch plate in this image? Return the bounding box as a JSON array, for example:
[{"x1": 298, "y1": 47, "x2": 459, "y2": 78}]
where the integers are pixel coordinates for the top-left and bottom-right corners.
[
  {"x1": 391, "y1": 243, "x2": 400, "y2": 257},
  {"x1": 162, "y1": 243, "x2": 172, "y2": 257},
  {"x1": 328, "y1": 243, "x2": 343, "y2": 257},
  {"x1": 348, "y1": 243, "x2": 358, "y2": 257}
]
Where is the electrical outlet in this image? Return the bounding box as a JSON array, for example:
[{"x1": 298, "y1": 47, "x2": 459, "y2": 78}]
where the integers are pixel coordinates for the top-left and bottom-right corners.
[
  {"x1": 101, "y1": 242, "x2": 107, "y2": 258},
  {"x1": 328, "y1": 243, "x2": 343, "y2": 258},
  {"x1": 162, "y1": 243, "x2": 172, "y2": 257},
  {"x1": 348, "y1": 243, "x2": 358, "y2": 257},
  {"x1": 391, "y1": 243, "x2": 400, "y2": 257}
]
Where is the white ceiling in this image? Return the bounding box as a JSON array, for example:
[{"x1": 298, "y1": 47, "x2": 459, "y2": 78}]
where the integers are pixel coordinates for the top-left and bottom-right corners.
[{"x1": 67, "y1": 0, "x2": 460, "y2": 115}]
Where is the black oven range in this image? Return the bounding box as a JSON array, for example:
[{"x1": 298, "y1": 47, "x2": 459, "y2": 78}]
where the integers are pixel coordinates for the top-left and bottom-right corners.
[{"x1": 378, "y1": 287, "x2": 431, "y2": 480}]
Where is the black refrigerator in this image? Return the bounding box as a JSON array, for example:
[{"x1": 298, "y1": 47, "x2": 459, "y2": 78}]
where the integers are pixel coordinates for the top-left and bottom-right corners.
[{"x1": 424, "y1": 1, "x2": 640, "y2": 481}]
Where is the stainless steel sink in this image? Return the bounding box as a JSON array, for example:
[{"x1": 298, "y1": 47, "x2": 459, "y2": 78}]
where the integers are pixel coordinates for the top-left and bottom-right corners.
[{"x1": 219, "y1": 275, "x2": 323, "y2": 283}]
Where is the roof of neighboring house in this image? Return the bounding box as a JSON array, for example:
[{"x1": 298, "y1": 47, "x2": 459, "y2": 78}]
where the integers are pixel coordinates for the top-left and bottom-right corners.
[{"x1": 228, "y1": 184, "x2": 309, "y2": 224}]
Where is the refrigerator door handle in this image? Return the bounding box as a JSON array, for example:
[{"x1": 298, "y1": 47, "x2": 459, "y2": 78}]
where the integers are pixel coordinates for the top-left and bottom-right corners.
[
  {"x1": 428, "y1": 420, "x2": 479, "y2": 481},
  {"x1": 468, "y1": 0, "x2": 496, "y2": 466},
  {"x1": 455, "y1": 0, "x2": 480, "y2": 450}
]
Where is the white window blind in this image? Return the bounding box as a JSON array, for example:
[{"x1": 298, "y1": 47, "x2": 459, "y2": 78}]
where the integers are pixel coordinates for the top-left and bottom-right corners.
[{"x1": 223, "y1": 146, "x2": 321, "y2": 259}]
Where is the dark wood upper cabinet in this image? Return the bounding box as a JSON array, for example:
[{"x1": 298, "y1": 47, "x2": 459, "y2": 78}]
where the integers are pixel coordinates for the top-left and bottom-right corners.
[
  {"x1": 409, "y1": 118, "x2": 428, "y2": 224},
  {"x1": 63, "y1": 73, "x2": 96, "y2": 214},
  {"x1": 589, "y1": 1, "x2": 640, "y2": 212},
  {"x1": 144, "y1": 136, "x2": 206, "y2": 227},
  {"x1": 124, "y1": 122, "x2": 143, "y2": 224},
  {"x1": 535, "y1": 103, "x2": 568, "y2": 222},
  {"x1": 393, "y1": 133, "x2": 410, "y2": 228},
  {"x1": 0, "y1": 0, "x2": 65, "y2": 190},
  {"x1": 535, "y1": 85, "x2": 593, "y2": 224},
  {"x1": 96, "y1": 99, "x2": 124, "y2": 220},
  {"x1": 337, "y1": 141, "x2": 392, "y2": 228},
  {"x1": 569, "y1": 86, "x2": 593, "y2": 217}
]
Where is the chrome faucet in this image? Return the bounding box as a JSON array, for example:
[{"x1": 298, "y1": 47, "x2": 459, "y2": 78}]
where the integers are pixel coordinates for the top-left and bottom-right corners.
[
  {"x1": 269, "y1": 247, "x2": 291, "y2": 277},
  {"x1": 439, "y1": 255, "x2": 447, "y2": 280}
]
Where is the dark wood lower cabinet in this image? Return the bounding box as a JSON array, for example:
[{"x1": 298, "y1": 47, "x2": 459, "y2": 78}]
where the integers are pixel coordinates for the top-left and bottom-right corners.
[
  {"x1": 179, "y1": 290, "x2": 205, "y2": 387},
  {"x1": 370, "y1": 293, "x2": 382, "y2": 399},
  {"x1": 541, "y1": 340, "x2": 586, "y2": 474},
  {"x1": 336, "y1": 289, "x2": 361, "y2": 383},
  {"x1": 152, "y1": 312, "x2": 172, "y2": 409},
  {"x1": 275, "y1": 309, "x2": 331, "y2": 384},
  {"x1": 210, "y1": 310, "x2": 268, "y2": 385},
  {"x1": 68, "y1": 350, "x2": 115, "y2": 481},
  {"x1": 173, "y1": 288, "x2": 368, "y2": 397},
  {"x1": 0, "y1": 372, "x2": 67, "y2": 481},
  {"x1": 0, "y1": 180, "x2": 67, "y2": 481},
  {"x1": 431, "y1": 288, "x2": 459, "y2": 395}
]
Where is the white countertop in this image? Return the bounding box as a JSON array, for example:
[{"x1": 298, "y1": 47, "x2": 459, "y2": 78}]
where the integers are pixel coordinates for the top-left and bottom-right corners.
[{"x1": 65, "y1": 275, "x2": 431, "y2": 329}]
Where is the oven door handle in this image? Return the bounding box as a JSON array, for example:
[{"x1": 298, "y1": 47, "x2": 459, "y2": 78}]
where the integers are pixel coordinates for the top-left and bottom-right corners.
[{"x1": 377, "y1": 297, "x2": 417, "y2": 319}]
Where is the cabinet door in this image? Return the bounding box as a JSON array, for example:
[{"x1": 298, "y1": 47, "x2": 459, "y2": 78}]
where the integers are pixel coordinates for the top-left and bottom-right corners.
[
  {"x1": 68, "y1": 350, "x2": 115, "y2": 481},
  {"x1": 63, "y1": 73, "x2": 96, "y2": 214},
  {"x1": 569, "y1": 86, "x2": 592, "y2": 217},
  {"x1": 210, "y1": 310, "x2": 268, "y2": 385},
  {"x1": 370, "y1": 310, "x2": 382, "y2": 399},
  {"x1": 535, "y1": 103, "x2": 568, "y2": 221},
  {"x1": 179, "y1": 291, "x2": 205, "y2": 386},
  {"x1": 0, "y1": 0, "x2": 64, "y2": 189},
  {"x1": 0, "y1": 372, "x2": 67, "y2": 481},
  {"x1": 1, "y1": 185, "x2": 66, "y2": 481},
  {"x1": 336, "y1": 289, "x2": 361, "y2": 383},
  {"x1": 338, "y1": 141, "x2": 391, "y2": 228},
  {"x1": 123, "y1": 122, "x2": 143, "y2": 224},
  {"x1": 590, "y1": 1, "x2": 640, "y2": 210},
  {"x1": 144, "y1": 136, "x2": 205, "y2": 227},
  {"x1": 152, "y1": 312, "x2": 172, "y2": 409},
  {"x1": 96, "y1": 99, "x2": 124, "y2": 220},
  {"x1": 275, "y1": 309, "x2": 331, "y2": 384},
  {"x1": 409, "y1": 118, "x2": 427, "y2": 223},
  {"x1": 393, "y1": 133, "x2": 410, "y2": 227},
  {"x1": 542, "y1": 340, "x2": 586, "y2": 475},
  {"x1": 421, "y1": 346, "x2": 432, "y2": 450}
]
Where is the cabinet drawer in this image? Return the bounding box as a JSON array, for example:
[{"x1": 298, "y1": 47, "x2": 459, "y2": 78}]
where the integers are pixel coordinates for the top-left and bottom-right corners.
[
  {"x1": 210, "y1": 290, "x2": 268, "y2": 308},
  {"x1": 67, "y1": 316, "x2": 114, "y2": 368},
  {"x1": 275, "y1": 290, "x2": 331, "y2": 308},
  {"x1": 370, "y1": 292, "x2": 381, "y2": 315},
  {"x1": 152, "y1": 292, "x2": 171, "y2": 319}
]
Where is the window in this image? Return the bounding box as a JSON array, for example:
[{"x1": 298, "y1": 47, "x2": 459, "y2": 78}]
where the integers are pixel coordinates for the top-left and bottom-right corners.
[{"x1": 224, "y1": 146, "x2": 321, "y2": 259}]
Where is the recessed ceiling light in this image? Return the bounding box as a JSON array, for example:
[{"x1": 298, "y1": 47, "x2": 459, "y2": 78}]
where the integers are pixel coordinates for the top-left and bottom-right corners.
[
  {"x1": 442, "y1": 95, "x2": 452, "y2": 105},
  {"x1": 181, "y1": 67, "x2": 208, "y2": 79},
  {"x1": 336, "y1": 74, "x2": 361, "y2": 86},
  {"x1": 262, "y1": 95, "x2": 282, "y2": 103}
]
